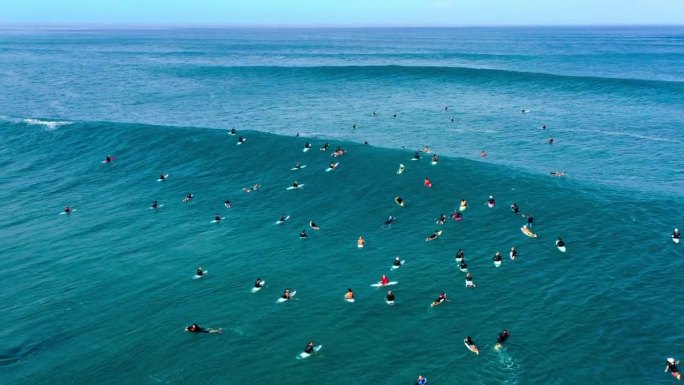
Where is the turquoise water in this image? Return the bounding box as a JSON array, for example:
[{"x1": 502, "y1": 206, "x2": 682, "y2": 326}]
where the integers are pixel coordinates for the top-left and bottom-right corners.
[{"x1": 0, "y1": 27, "x2": 683, "y2": 384}]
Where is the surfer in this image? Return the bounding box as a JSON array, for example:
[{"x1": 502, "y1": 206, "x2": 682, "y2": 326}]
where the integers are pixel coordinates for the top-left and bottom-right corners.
[
  {"x1": 395, "y1": 196, "x2": 404, "y2": 206},
  {"x1": 310, "y1": 221, "x2": 319, "y2": 230},
  {"x1": 345, "y1": 289, "x2": 354, "y2": 300},
  {"x1": 224, "y1": 199, "x2": 231, "y2": 208},
  {"x1": 185, "y1": 323, "x2": 208, "y2": 333},
  {"x1": 184, "y1": 193, "x2": 194, "y2": 202},
  {"x1": 556, "y1": 238, "x2": 565, "y2": 247},
  {"x1": 159, "y1": 173, "x2": 166, "y2": 181},
  {"x1": 320, "y1": 143, "x2": 329, "y2": 151},
  {"x1": 282, "y1": 289, "x2": 292, "y2": 300},
  {"x1": 413, "y1": 152, "x2": 421, "y2": 160},
  {"x1": 424, "y1": 177, "x2": 432, "y2": 188},
  {"x1": 488, "y1": 196, "x2": 495, "y2": 206},
  {"x1": 151, "y1": 201, "x2": 158, "y2": 209},
  {"x1": 432, "y1": 154, "x2": 438, "y2": 163},
  {"x1": 672, "y1": 228, "x2": 680, "y2": 240},
  {"x1": 254, "y1": 278, "x2": 264, "y2": 289},
  {"x1": 304, "y1": 341, "x2": 315, "y2": 355},
  {"x1": 548, "y1": 138, "x2": 554, "y2": 144},
  {"x1": 304, "y1": 142, "x2": 311, "y2": 150},
  {"x1": 64, "y1": 206, "x2": 71, "y2": 214},
  {"x1": 510, "y1": 247, "x2": 517, "y2": 260},
  {"x1": 243, "y1": 184, "x2": 260, "y2": 193},
  {"x1": 380, "y1": 275, "x2": 389, "y2": 285},
  {"x1": 328, "y1": 162, "x2": 337, "y2": 170},
  {"x1": 542, "y1": 124, "x2": 547, "y2": 129},
  {"x1": 550, "y1": 171, "x2": 565, "y2": 176},
  {"x1": 465, "y1": 336, "x2": 477, "y2": 348},
  {"x1": 481, "y1": 150, "x2": 487, "y2": 157},
  {"x1": 196, "y1": 266, "x2": 203, "y2": 277},
  {"x1": 386, "y1": 291, "x2": 395, "y2": 302},
  {"x1": 665, "y1": 358, "x2": 681, "y2": 380},
  {"x1": 299, "y1": 230, "x2": 308, "y2": 238},
  {"x1": 432, "y1": 292, "x2": 447, "y2": 306},
  {"x1": 352, "y1": 123, "x2": 357, "y2": 129},
  {"x1": 460, "y1": 199, "x2": 468, "y2": 210},
  {"x1": 384, "y1": 216, "x2": 396, "y2": 225},
  {"x1": 397, "y1": 164, "x2": 405, "y2": 173},
  {"x1": 527, "y1": 214, "x2": 534, "y2": 227},
  {"x1": 493, "y1": 252, "x2": 503, "y2": 263},
  {"x1": 511, "y1": 203, "x2": 519, "y2": 214},
  {"x1": 415, "y1": 375, "x2": 427, "y2": 385},
  {"x1": 437, "y1": 213, "x2": 446, "y2": 224},
  {"x1": 230, "y1": 128, "x2": 236, "y2": 135},
  {"x1": 279, "y1": 214, "x2": 286, "y2": 222},
  {"x1": 451, "y1": 210, "x2": 462, "y2": 221},
  {"x1": 459, "y1": 260, "x2": 468, "y2": 271},
  {"x1": 421, "y1": 146, "x2": 431, "y2": 154},
  {"x1": 426, "y1": 230, "x2": 440, "y2": 241},
  {"x1": 214, "y1": 213, "x2": 221, "y2": 222},
  {"x1": 455, "y1": 249, "x2": 464, "y2": 261},
  {"x1": 238, "y1": 136, "x2": 245, "y2": 144},
  {"x1": 105, "y1": 154, "x2": 112, "y2": 163},
  {"x1": 358, "y1": 236, "x2": 365, "y2": 248},
  {"x1": 496, "y1": 329, "x2": 510, "y2": 347},
  {"x1": 393, "y1": 257, "x2": 402, "y2": 267},
  {"x1": 292, "y1": 181, "x2": 299, "y2": 188},
  {"x1": 465, "y1": 273, "x2": 476, "y2": 287}
]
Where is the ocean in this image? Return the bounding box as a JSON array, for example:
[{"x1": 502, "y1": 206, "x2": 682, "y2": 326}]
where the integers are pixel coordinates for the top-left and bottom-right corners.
[{"x1": 0, "y1": 27, "x2": 683, "y2": 384}]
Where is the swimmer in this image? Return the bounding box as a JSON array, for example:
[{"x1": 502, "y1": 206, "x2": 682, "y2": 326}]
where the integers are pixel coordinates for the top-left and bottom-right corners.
[
  {"x1": 415, "y1": 375, "x2": 427, "y2": 385},
  {"x1": 345, "y1": 289, "x2": 354, "y2": 300},
  {"x1": 299, "y1": 230, "x2": 308, "y2": 238},
  {"x1": 465, "y1": 273, "x2": 476, "y2": 287}
]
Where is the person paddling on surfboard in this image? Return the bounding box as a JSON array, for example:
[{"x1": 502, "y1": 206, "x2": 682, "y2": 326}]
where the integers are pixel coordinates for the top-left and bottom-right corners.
[
  {"x1": 432, "y1": 292, "x2": 447, "y2": 306},
  {"x1": 556, "y1": 237, "x2": 565, "y2": 248},
  {"x1": 415, "y1": 375, "x2": 427, "y2": 385},
  {"x1": 465, "y1": 336, "x2": 478, "y2": 352},
  {"x1": 510, "y1": 247, "x2": 517, "y2": 260},
  {"x1": 511, "y1": 203, "x2": 519, "y2": 214},
  {"x1": 320, "y1": 143, "x2": 329, "y2": 151},
  {"x1": 665, "y1": 358, "x2": 681, "y2": 380},
  {"x1": 345, "y1": 289, "x2": 354, "y2": 301},
  {"x1": 393, "y1": 257, "x2": 402, "y2": 267},
  {"x1": 183, "y1": 193, "x2": 194, "y2": 202},
  {"x1": 196, "y1": 266, "x2": 203, "y2": 277},
  {"x1": 224, "y1": 199, "x2": 231, "y2": 208},
  {"x1": 465, "y1": 273, "x2": 476, "y2": 288},
  {"x1": 496, "y1": 329, "x2": 510, "y2": 349},
  {"x1": 299, "y1": 230, "x2": 308, "y2": 238},
  {"x1": 185, "y1": 323, "x2": 208, "y2": 333}
]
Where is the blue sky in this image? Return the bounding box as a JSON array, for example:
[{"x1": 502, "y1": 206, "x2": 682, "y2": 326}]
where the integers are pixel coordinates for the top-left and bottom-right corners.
[{"x1": 3, "y1": 0, "x2": 684, "y2": 26}]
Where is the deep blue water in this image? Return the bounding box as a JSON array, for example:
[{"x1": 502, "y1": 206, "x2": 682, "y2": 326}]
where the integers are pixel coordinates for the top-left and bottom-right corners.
[{"x1": 0, "y1": 27, "x2": 683, "y2": 384}]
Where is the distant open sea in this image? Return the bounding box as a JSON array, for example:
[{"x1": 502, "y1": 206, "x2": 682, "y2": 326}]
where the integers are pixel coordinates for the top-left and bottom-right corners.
[{"x1": 0, "y1": 26, "x2": 682, "y2": 384}]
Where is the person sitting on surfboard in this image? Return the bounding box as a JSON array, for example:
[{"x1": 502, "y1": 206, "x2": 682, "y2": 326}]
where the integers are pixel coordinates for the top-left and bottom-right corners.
[
  {"x1": 456, "y1": 249, "x2": 464, "y2": 260},
  {"x1": 384, "y1": 216, "x2": 395, "y2": 225},
  {"x1": 380, "y1": 275, "x2": 389, "y2": 285},
  {"x1": 480, "y1": 150, "x2": 487, "y2": 157},
  {"x1": 196, "y1": 266, "x2": 203, "y2": 277},
  {"x1": 556, "y1": 238, "x2": 565, "y2": 247},
  {"x1": 413, "y1": 152, "x2": 421, "y2": 160},
  {"x1": 230, "y1": 128, "x2": 236, "y2": 135},
  {"x1": 415, "y1": 375, "x2": 427, "y2": 385},
  {"x1": 304, "y1": 341, "x2": 315, "y2": 354},
  {"x1": 510, "y1": 247, "x2": 517, "y2": 260},
  {"x1": 345, "y1": 289, "x2": 354, "y2": 300},
  {"x1": 465, "y1": 273, "x2": 476, "y2": 287},
  {"x1": 488, "y1": 196, "x2": 495, "y2": 206},
  {"x1": 673, "y1": 228, "x2": 680, "y2": 240},
  {"x1": 459, "y1": 260, "x2": 468, "y2": 270},
  {"x1": 386, "y1": 291, "x2": 395, "y2": 302},
  {"x1": 511, "y1": 203, "x2": 519, "y2": 213},
  {"x1": 432, "y1": 292, "x2": 447, "y2": 306},
  {"x1": 329, "y1": 162, "x2": 337, "y2": 170},
  {"x1": 214, "y1": 213, "x2": 221, "y2": 222},
  {"x1": 432, "y1": 154, "x2": 438, "y2": 163},
  {"x1": 497, "y1": 329, "x2": 510, "y2": 346},
  {"x1": 393, "y1": 257, "x2": 402, "y2": 267},
  {"x1": 159, "y1": 173, "x2": 166, "y2": 180},
  {"x1": 665, "y1": 358, "x2": 681, "y2": 380},
  {"x1": 299, "y1": 230, "x2": 307, "y2": 238},
  {"x1": 451, "y1": 210, "x2": 462, "y2": 221},
  {"x1": 224, "y1": 199, "x2": 231, "y2": 208},
  {"x1": 292, "y1": 181, "x2": 299, "y2": 188},
  {"x1": 460, "y1": 199, "x2": 468, "y2": 209},
  {"x1": 185, "y1": 323, "x2": 208, "y2": 333},
  {"x1": 254, "y1": 278, "x2": 264, "y2": 288},
  {"x1": 493, "y1": 252, "x2": 502, "y2": 263},
  {"x1": 279, "y1": 214, "x2": 286, "y2": 222},
  {"x1": 64, "y1": 206, "x2": 71, "y2": 214},
  {"x1": 304, "y1": 142, "x2": 311, "y2": 149},
  {"x1": 151, "y1": 201, "x2": 158, "y2": 209},
  {"x1": 105, "y1": 154, "x2": 112, "y2": 162},
  {"x1": 282, "y1": 289, "x2": 292, "y2": 300}
]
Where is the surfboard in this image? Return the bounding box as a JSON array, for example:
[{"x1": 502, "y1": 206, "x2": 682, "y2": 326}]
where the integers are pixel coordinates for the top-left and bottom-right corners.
[
  {"x1": 59, "y1": 209, "x2": 77, "y2": 215},
  {"x1": 286, "y1": 184, "x2": 304, "y2": 190},
  {"x1": 494, "y1": 260, "x2": 502, "y2": 267},
  {"x1": 149, "y1": 204, "x2": 164, "y2": 210},
  {"x1": 290, "y1": 165, "x2": 307, "y2": 170},
  {"x1": 488, "y1": 202, "x2": 495, "y2": 208},
  {"x1": 185, "y1": 327, "x2": 222, "y2": 334},
  {"x1": 510, "y1": 250, "x2": 517, "y2": 260},
  {"x1": 521, "y1": 226, "x2": 537, "y2": 238},
  {"x1": 459, "y1": 266, "x2": 468, "y2": 273},
  {"x1": 211, "y1": 217, "x2": 225, "y2": 223},
  {"x1": 303, "y1": 147, "x2": 310, "y2": 152},
  {"x1": 556, "y1": 241, "x2": 566, "y2": 252},
  {"x1": 431, "y1": 161, "x2": 437, "y2": 165},
  {"x1": 674, "y1": 237, "x2": 681, "y2": 244},
  {"x1": 157, "y1": 174, "x2": 169, "y2": 182},
  {"x1": 395, "y1": 197, "x2": 405, "y2": 207},
  {"x1": 386, "y1": 300, "x2": 395, "y2": 305},
  {"x1": 426, "y1": 230, "x2": 442, "y2": 242},
  {"x1": 309, "y1": 221, "x2": 320, "y2": 230},
  {"x1": 345, "y1": 298, "x2": 355, "y2": 303},
  {"x1": 391, "y1": 260, "x2": 405, "y2": 270},
  {"x1": 276, "y1": 290, "x2": 296, "y2": 303},
  {"x1": 297, "y1": 345, "x2": 322, "y2": 359},
  {"x1": 371, "y1": 281, "x2": 398, "y2": 287},
  {"x1": 251, "y1": 280, "x2": 266, "y2": 293},
  {"x1": 397, "y1": 164, "x2": 405, "y2": 174},
  {"x1": 459, "y1": 205, "x2": 467, "y2": 212},
  {"x1": 455, "y1": 255, "x2": 463, "y2": 262},
  {"x1": 275, "y1": 216, "x2": 290, "y2": 224},
  {"x1": 325, "y1": 162, "x2": 339, "y2": 172},
  {"x1": 193, "y1": 270, "x2": 208, "y2": 279},
  {"x1": 236, "y1": 140, "x2": 245, "y2": 145},
  {"x1": 464, "y1": 339, "x2": 479, "y2": 355},
  {"x1": 183, "y1": 197, "x2": 193, "y2": 203},
  {"x1": 102, "y1": 157, "x2": 115, "y2": 163},
  {"x1": 465, "y1": 280, "x2": 476, "y2": 288}
]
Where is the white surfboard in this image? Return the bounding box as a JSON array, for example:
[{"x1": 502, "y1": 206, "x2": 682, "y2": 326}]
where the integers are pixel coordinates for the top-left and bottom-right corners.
[
  {"x1": 297, "y1": 345, "x2": 322, "y2": 359},
  {"x1": 59, "y1": 208, "x2": 77, "y2": 215},
  {"x1": 309, "y1": 221, "x2": 320, "y2": 230},
  {"x1": 211, "y1": 217, "x2": 225, "y2": 223},
  {"x1": 431, "y1": 161, "x2": 437, "y2": 165},
  {"x1": 325, "y1": 162, "x2": 339, "y2": 172},
  {"x1": 345, "y1": 298, "x2": 355, "y2": 303},
  {"x1": 426, "y1": 230, "x2": 442, "y2": 242},
  {"x1": 510, "y1": 250, "x2": 517, "y2": 260},
  {"x1": 488, "y1": 202, "x2": 495, "y2": 208},
  {"x1": 556, "y1": 241, "x2": 566, "y2": 252},
  {"x1": 459, "y1": 205, "x2": 467, "y2": 212},
  {"x1": 464, "y1": 339, "x2": 479, "y2": 355},
  {"x1": 157, "y1": 174, "x2": 169, "y2": 182},
  {"x1": 397, "y1": 164, "x2": 405, "y2": 174},
  {"x1": 276, "y1": 290, "x2": 296, "y2": 303},
  {"x1": 459, "y1": 266, "x2": 468, "y2": 273},
  {"x1": 251, "y1": 280, "x2": 266, "y2": 293},
  {"x1": 391, "y1": 260, "x2": 405, "y2": 270},
  {"x1": 286, "y1": 184, "x2": 304, "y2": 190},
  {"x1": 290, "y1": 165, "x2": 307, "y2": 170},
  {"x1": 193, "y1": 270, "x2": 208, "y2": 279},
  {"x1": 386, "y1": 300, "x2": 395, "y2": 305},
  {"x1": 303, "y1": 147, "x2": 310, "y2": 152},
  {"x1": 494, "y1": 260, "x2": 502, "y2": 267},
  {"x1": 149, "y1": 204, "x2": 164, "y2": 210},
  {"x1": 275, "y1": 216, "x2": 290, "y2": 224},
  {"x1": 236, "y1": 140, "x2": 245, "y2": 145},
  {"x1": 674, "y1": 237, "x2": 681, "y2": 244},
  {"x1": 371, "y1": 281, "x2": 398, "y2": 287},
  {"x1": 465, "y1": 280, "x2": 476, "y2": 288}
]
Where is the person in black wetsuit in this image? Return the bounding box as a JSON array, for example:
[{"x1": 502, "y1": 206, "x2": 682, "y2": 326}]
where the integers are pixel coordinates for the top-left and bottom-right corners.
[
  {"x1": 386, "y1": 291, "x2": 395, "y2": 302},
  {"x1": 413, "y1": 152, "x2": 421, "y2": 160},
  {"x1": 456, "y1": 249, "x2": 464, "y2": 261},
  {"x1": 254, "y1": 278, "x2": 264, "y2": 288},
  {"x1": 459, "y1": 260, "x2": 468, "y2": 271},
  {"x1": 214, "y1": 213, "x2": 221, "y2": 222},
  {"x1": 493, "y1": 252, "x2": 503, "y2": 263},
  {"x1": 64, "y1": 206, "x2": 71, "y2": 214},
  {"x1": 665, "y1": 358, "x2": 680, "y2": 379},
  {"x1": 497, "y1": 329, "x2": 510, "y2": 346},
  {"x1": 511, "y1": 203, "x2": 519, "y2": 214},
  {"x1": 196, "y1": 266, "x2": 203, "y2": 276},
  {"x1": 238, "y1": 136, "x2": 245, "y2": 143},
  {"x1": 304, "y1": 341, "x2": 315, "y2": 354},
  {"x1": 510, "y1": 247, "x2": 517, "y2": 260},
  {"x1": 384, "y1": 216, "x2": 395, "y2": 225},
  {"x1": 185, "y1": 323, "x2": 208, "y2": 333},
  {"x1": 279, "y1": 214, "x2": 286, "y2": 222},
  {"x1": 437, "y1": 213, "x2": 446, "y2": 224},
  {"x1": 393, "y1": 257, "x2": 402, "y2": 267},
  {"x1": 527, "y1": 214, "x2": 534, "y2": 226},
  {"x1": 299, "y1": 230, "x2": 307, "y2": 238},
  {"x1": 230, "y1": 128, "x2": 236, "y2": 135},
  {"x1": 556, "y1": 238, "x2": 565, "y2": 247},
  {"x1": 672, "y1": 228, "x2": 680, "y2": 240},
  {"x1": 151, "y1": 201, "x2": 158, "y2": 209},
  {"x1": 159, "y1": 173, "x2": 166, "y2": 180},
  {"x1": 224, "y1": 199, "x2": 231, "y2": 208}
]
